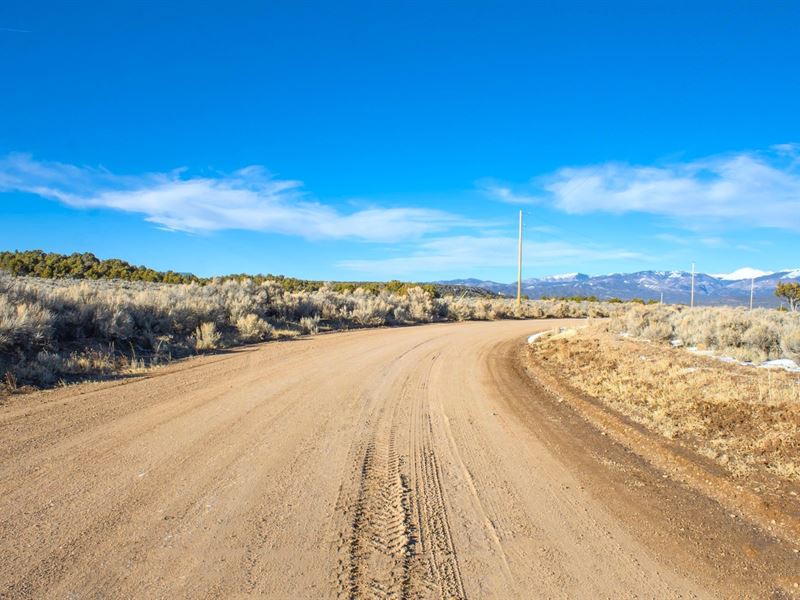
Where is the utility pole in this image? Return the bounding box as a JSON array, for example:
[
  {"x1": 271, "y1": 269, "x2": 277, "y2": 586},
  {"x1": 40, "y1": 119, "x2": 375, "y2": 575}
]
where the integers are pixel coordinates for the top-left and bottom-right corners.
[
  {"x1": 749, "y1": 277, "x2": 755, "y2": 311},
  {"x1": 660, "y1": 291, "x2": 663, "y2": 305},
  {"x1": 517, "y1": 210, "x2": 523, "y2": 305},
  {"x1": 690, "y1": 262, "x2": 696, "y2": 308}
]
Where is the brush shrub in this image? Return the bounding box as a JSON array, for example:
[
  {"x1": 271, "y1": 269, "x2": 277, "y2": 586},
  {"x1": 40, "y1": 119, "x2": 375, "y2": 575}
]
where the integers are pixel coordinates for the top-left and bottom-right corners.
[
  {"x1": 782, "y1": 327, "x2": 800, "y2": 362},
  {"x1": 193, "y1": 322, "x2": 221, "y2": 352},
  {"x1": 609, "y1": 304, "x2": 800, "y2": 364},
  {"x1": 0, "y1": 272, "x2": 625, "y2": 387},
  {"x1": 235, "y1": 314, "x2": 273, "y2": 342}
]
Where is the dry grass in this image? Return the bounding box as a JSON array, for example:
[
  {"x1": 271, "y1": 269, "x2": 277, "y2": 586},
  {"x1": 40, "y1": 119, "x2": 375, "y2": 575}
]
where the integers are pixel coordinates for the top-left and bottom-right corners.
[
  {"x1": 0, "y1": 273, "x2": 622, "y2": 389},
  {"x1": 609, "y1": 304, "x2": 800, "y2": 363},
  {"x1": 531, "y1": 327, "x2": 800, "y2": 482},
  {"x1": 193, "y1": 322, "x2": 221, "y2": 352},
  {"x1": 235, "y1": 313, "x2": 274, "y2": 342}
]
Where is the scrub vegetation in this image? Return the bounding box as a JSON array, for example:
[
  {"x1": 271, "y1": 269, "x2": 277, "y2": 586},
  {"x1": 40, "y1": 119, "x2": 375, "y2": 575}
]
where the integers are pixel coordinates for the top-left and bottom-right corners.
[
  {"x1": 530, "y1": 305, "x2": 800, "y2": 483},
  {"x1": 0, "y1": 272, "x2": 618, "y2": 389},
  {"x1": 0, "y1": 249, "x2": 505, "y2": 299},
  {"x1": 607, "y1": 304, "x2": 800, "y2": 364}
]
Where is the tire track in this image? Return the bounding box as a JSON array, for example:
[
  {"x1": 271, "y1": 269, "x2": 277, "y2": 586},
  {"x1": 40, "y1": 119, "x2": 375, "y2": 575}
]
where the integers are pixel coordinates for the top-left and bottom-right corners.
[
  {"x1": 337, "y1": 422, "x2": 416, "y2": 600},
  {"x1": 408, "y1": 354, "x2": 467, "y2": 600},
  {"x1": 6, "y1": 320, "x2": 742, "y2": 599},
  {"x1": 334, "y1": 351, "x2": 467, "y2": 600}
]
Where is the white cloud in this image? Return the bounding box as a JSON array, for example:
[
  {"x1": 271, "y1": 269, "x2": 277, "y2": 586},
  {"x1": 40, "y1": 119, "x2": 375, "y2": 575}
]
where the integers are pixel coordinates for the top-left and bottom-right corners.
[
  {"x1": 0, "y1": 153, "x2": 464, "y2": 242},
  {"x1": 771, "y1": 142, "x2": 800, "y2": 157},
  {"x1": 339, "y1": 235, "x2": 642, "y2": 275},
  {"x1": 477, "y1": 179, "x2": 539, "y2": 205},
  {"x1": 537, "y1": 146, "x2": 800, "y2": 230},
  {"x1": 653, "y1": 233, "x2": 689, "y2": 245}
]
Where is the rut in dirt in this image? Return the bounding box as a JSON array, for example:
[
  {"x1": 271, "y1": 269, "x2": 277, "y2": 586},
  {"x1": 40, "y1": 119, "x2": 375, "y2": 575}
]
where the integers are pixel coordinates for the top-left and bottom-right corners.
[{"x1": 335, "y1": 370, "x2": 466, "y2": 600}]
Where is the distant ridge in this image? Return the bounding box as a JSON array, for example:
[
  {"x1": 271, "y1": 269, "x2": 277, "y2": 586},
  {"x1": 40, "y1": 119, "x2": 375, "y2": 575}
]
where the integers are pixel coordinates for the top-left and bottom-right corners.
[
  {"x1": 712, "y1": 267, "x2": 774, "y2": 281},
  {"x1": 437, "y1": 268, "x2": 800, "y2": 307}
]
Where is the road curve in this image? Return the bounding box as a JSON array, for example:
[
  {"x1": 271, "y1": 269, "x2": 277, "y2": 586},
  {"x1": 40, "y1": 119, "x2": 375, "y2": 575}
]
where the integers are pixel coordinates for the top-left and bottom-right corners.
[{"x1": 0, "y1": 320, "x2": 738, "y2": 598}]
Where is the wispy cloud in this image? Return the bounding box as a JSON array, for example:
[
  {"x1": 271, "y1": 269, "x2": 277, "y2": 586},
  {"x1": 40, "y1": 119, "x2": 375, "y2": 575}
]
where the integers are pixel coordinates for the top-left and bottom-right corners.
[
  {"x1": 0, "y1": 154, "x2": 465, "y2": 242},
  {"x1": 654, "y1": 233, "x2": 729, "y2": 248},
  {"x1": 339, "y1": 235, "x2": 642, "y2": 275},
  {"x1": 654, "y1": 233, "x2": 689, "y2": 245},
  {"x1": 535, "y1": 145, "x2": 800, "y2": 230},
  {"x1": 476, "y1": 179, "x2": 539, "y2": 205}
]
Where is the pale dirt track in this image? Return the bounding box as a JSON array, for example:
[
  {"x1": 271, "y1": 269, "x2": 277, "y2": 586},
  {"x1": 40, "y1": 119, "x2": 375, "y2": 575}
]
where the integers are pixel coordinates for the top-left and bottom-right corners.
[{"x1": 1, "y1": 320, "x2": 797, "y2": 599}]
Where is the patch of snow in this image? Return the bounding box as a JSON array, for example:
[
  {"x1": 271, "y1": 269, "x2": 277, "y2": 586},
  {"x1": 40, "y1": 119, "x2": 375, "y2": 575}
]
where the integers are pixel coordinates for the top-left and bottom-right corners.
[
  {"x1": 687, "y1": 347, "x2": 714, "y2": 356},
  {"x1": 527, "y1": 332, "x2": 548, "y2": 344},
  {"x1": 779, "y1": 269, "x2": 800, "y2": 279},
  {"x1": 687, "y1": 347, "x2": 749, "y2": 365},
  {"x1": 713, "y1": 267, "x2": 774, "y2": 281},
  {"x1": 542, "y1": 272, "x2": 579, "y2": 281},
  {"x1": 527, "y1": 326, "x2": 583, "y2": 344},
  {"x1": 759, "y1": 359, "x2": 800, "y2": 373},
  {"x1": 670, "y1": 339, "x2": 684, "y2": 347},
  {"x1": 686, "y1": 347, "x2": 800, "y2": 370}
]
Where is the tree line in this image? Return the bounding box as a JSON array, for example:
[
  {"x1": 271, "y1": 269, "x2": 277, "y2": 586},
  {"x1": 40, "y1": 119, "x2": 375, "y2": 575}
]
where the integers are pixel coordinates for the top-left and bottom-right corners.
[
  {"x1": 0, "y1": 250, "x2": 198, "y2": 284},
  {"x1": 5, "y1": 250, "x2": 796, "y2": 306},
  {"x1": 0, "y1": 250, "x2": 440, "y2": 297}
]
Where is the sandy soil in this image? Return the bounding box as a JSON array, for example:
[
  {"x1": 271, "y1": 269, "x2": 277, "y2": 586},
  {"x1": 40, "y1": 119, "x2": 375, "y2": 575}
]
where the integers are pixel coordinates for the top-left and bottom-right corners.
[{"x1": 1, "y1": 320, "x2": 798, "y2": 599}]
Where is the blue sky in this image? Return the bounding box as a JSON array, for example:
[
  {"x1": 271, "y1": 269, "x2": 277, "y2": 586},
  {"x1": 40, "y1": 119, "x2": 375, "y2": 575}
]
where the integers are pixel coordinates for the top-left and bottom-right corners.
[{"x1": 1, "y1": 1, "x2": 798, "y2": 281}]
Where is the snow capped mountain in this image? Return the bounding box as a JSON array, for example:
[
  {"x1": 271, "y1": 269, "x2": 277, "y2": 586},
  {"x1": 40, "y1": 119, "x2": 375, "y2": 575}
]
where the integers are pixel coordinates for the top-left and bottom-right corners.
[
  {"x1": 539, "y1": 272, "x2": 588, "y2": 282},
  {"x1": 436, "y1": 268, "x2": 800, "y2": 306},
  {"x1": 712, "y1": 267, "x2": 774, "y2": 281}
]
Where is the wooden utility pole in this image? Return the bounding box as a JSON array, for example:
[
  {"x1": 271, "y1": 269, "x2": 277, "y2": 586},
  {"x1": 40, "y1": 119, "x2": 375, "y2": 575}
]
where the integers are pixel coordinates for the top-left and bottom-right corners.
[
  {"x1": 690, "y1": 262, "x2": 696, "y2": 308},
  {"x1": 750, "y1": 277, "x2": 755, "y2": 311},
  {"x1": 517, "y1": 210, "x2": 523, "y2": 305}
]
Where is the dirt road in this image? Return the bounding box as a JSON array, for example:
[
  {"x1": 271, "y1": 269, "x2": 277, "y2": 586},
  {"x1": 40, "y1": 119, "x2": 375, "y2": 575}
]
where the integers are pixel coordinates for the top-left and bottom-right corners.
[{"x1": 1, "y1": 320, "x2": 797, "y2": 598}]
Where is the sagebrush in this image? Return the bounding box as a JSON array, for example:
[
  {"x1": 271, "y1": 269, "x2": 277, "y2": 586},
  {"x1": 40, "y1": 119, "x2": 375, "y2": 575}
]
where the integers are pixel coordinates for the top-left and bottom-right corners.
[
  {"x1": 608, "y1": 304, "x2": 800, "y2": 363},
  {"x1": 0, "y1": 273, "x2": 619, "y2": 387}
]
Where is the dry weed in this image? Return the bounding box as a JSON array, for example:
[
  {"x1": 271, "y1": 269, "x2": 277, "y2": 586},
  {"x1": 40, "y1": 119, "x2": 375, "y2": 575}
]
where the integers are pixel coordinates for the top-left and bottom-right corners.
[
  {"x1": 299, "y1": 315, "x2": 320, "y2": 335},
  {"x1": 193, "y1": 322, "x2": 221, "y2": 351},
  {"x1": 235, "y1": 313, "x2": 273, "y2": 342},
  {"x1": 0, "y1": 272, "x2": 623, "y2": 386},
  {"x1": 609, "y1": 304, "x2": 800, "y2": 364},
  {"x1": 532, "y1": 328, "x2": 800, "y2": 482}
]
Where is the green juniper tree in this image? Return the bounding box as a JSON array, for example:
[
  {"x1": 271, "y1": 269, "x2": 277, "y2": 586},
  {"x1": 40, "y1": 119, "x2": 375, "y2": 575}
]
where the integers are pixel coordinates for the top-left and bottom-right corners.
[{"x1": 775, "y1": 282, "x2": 800, "y2": 312}]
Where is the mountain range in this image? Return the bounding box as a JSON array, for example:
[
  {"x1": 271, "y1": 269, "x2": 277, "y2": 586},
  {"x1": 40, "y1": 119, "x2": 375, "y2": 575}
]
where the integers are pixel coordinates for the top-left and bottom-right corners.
[{"x1": 437, "y1": 268, "x2": 800, "y2": 307}]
